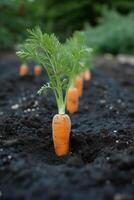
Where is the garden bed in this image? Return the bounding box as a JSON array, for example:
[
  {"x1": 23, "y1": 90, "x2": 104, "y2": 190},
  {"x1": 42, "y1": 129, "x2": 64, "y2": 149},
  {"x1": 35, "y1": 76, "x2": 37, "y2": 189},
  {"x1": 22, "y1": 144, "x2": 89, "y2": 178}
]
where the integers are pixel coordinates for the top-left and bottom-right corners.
[{"x1": 0, "y1": 54, "x2": 134, "y2": 200}]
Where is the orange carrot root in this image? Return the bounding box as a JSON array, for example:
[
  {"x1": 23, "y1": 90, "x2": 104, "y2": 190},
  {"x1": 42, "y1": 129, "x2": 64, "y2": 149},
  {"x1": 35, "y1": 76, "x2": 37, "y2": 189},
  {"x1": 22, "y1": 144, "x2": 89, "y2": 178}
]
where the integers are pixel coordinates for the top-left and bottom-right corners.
[
  {"x1": 34, "y1": 65, "x2": 42, "y2": 76},
  {"x1": 66, "y1": 87, "x2": 79, "y2": 113},
  {"x1": 84, "y1": 70, "x2": 91, "y2": 81},
  {"x1": 52, "y1": 114, "x2": 71, "y2": 156},
  {"x1": 75, "y1": 76, "x2": 83, "y2": 97},
  {"x1": 19, "y1": 64, "x2": 28, "y2": 76}
]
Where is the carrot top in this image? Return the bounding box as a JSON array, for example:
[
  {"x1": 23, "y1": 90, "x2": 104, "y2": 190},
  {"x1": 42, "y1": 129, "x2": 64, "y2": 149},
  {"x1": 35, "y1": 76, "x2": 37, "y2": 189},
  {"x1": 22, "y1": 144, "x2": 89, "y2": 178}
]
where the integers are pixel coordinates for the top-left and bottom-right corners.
[
  {"x1": 17, "y1": 28, "x2": 93, "y2": 114},
  {"x1": 64, "y1": 31, "x2": 92, "y2": 87}
]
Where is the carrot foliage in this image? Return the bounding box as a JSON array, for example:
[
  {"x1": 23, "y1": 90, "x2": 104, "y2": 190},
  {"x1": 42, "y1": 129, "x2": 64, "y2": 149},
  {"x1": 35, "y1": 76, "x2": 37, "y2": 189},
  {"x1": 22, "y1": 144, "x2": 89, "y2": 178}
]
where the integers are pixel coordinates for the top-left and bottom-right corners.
[
  {"x1": 17, "y1": 27, "x2": 93, "y2": 114},
  {"x1": 64, "y1": 31, "x2": 92, "y2": 87}
]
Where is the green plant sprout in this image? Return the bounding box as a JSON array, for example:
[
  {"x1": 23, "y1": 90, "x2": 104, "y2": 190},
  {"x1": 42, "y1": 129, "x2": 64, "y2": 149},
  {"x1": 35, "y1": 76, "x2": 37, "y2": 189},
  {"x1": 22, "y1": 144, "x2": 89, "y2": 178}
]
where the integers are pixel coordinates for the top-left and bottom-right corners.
[
  {"x1": 17, "y1": 28, "x2": 66, "y2": 114},
  {"x1": 64, "y1": 31, "x2": 92, "y2": 88},
  {"x1": 17, "y1": 27, "x2": 93, "y2": 156},
  {"x1": 17, "y1": 27, "x2": 88, "y2": 114}
]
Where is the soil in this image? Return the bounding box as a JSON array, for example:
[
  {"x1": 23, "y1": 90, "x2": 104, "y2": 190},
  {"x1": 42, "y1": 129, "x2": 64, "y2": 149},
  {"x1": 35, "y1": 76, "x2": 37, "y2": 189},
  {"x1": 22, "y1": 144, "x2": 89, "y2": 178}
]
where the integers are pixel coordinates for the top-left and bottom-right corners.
[{"x1": 0, "y1": 54, "x2": 134, "y2": 200}]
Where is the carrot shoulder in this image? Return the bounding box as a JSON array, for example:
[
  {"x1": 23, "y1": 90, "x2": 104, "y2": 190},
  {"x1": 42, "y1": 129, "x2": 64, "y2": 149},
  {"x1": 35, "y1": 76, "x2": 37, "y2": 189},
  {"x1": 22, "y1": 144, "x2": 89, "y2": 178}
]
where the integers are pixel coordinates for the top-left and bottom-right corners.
[
  {"x1": 52, "y1": 114, "x2": 71, "y2": 156},
  {"x1": 84, "y1": 70, "x2": 91, "y2": 81},
  {"x1": 34, "y1": 65, "x2": 42, "y2": 76},
  {"x1": 19, "y1": 64, "x2": 28, "y2": 76},
  {"x1": 66, "y1": 87, "x2": 79, "y2": 113},
  {"x1": 75, "y1": 76, "x2": 83, "y2": 97}
]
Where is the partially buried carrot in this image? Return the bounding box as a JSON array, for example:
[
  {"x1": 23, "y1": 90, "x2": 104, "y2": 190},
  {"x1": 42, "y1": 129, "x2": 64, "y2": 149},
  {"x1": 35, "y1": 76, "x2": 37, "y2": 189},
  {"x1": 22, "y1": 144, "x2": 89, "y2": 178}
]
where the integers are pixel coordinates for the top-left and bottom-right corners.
[
  {"x1": 84, "y1": 69, "x2": 91, "y2": 81},
  {"x1": 66, "y1": 87, "x2": 79, "y2": 113},
  {"x1": 17, "y1": 28, "x2": 93, "y2": 157},
  {"x1": 19, "y1": 64, "x2": 28, "y2": 76},
  {"x1": 52, "y1": 114, "x2": 71, "y2": 156},
  {"x1": 34, "y1": 65, "x2": 42, "y2": 76},
  {"x1": 75, "y1": 76, "x2": 83, "y2": 97}
]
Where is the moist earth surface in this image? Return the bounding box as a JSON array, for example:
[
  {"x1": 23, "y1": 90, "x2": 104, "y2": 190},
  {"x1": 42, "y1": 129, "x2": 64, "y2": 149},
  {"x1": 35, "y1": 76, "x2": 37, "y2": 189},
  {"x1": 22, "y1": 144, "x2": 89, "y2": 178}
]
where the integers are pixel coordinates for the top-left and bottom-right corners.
[{"x1": 0, "y1": 54, "x2": 134, "y2": 200}]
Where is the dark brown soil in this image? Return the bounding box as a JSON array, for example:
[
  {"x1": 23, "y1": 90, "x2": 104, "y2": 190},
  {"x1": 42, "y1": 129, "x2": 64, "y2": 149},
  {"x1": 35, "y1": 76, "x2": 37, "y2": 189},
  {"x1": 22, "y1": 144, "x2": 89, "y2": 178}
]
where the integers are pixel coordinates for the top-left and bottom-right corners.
[{"x1": 0, "y1": 55, "x2": 134, "y2": 200}]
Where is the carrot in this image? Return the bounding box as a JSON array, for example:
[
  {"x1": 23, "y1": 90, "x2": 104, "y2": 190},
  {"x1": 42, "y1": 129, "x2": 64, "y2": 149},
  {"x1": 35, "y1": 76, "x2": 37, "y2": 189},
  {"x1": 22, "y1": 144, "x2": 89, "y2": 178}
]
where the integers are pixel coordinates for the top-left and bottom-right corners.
[
  {"x1": 75, "y1": 76, "x2": 83, "y2": 97},
  {"x1": 52, "y1": 114, "x2": 71, "y2": 156},
  {"x1": 84, "y1": 70, "x2": 91, "y2": 81},
  {"x1": 19, "y1": 64, "x2": 28, "y2": 76},
  {"x1": 66, "y1": 87, "x2": 79, "y2": 113},
  {"x1": 34, "y1": 65, "x2": 42, "y2": 76},
  {"x1": 17, "y1": 28, "x2": 93, "y2": 157}
]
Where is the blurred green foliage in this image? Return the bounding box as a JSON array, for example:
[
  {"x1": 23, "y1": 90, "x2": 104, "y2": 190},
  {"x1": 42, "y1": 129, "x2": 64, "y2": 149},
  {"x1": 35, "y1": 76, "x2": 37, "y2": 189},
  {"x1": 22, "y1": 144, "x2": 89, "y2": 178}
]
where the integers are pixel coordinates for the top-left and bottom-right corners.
[
  {"x1": 84, "y1": 11, "x2": 134, "y2": 54},
  {"x1": 0, "y1": 0, "x2": 134, "y2": 53},
  {"x1": 0, "y1": 0, "x2": 44, "y2": 49},
  {"x1": 42, "y1": 0, "x2": 134, "y2": 39}
]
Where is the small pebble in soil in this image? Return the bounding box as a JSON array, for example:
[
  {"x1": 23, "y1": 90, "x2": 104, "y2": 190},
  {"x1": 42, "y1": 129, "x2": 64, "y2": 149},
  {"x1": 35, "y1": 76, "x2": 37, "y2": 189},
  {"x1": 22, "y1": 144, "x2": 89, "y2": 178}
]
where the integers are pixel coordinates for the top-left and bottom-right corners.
[
  {"x1": 8, "y1": 155, "x2": 12, "y2": 160},
  {"x1": 126, "y1": 141, "x2": 129, "y2": 145},
  {"x1": 109, "y1": 105, "x2": 114, "y2": 110},
  {"x1": 11, "y1": 104, "x2": 19, "y2": 110},
  {"x1": 116, "y1": 140, "x2": 119, "y2": 143},
  {"x1": 99, "y1": 99, "x2": 106, "y2": 104},
  {"x1": 22, "y1": 97, "x2": 26, "y2": 101},
  {"x1": 84, "y1": 105, "x2": 89, "y2": 110},
  {"x1": 113, "y1": 130, "x2": 117, "y2": 133},
  {"x1": 33, "y1": 100, "x2": 39, "y2": 107},
  {"x1": 27, "y1": 108, "x2": 31, "y2": 112},
  {"x1": 106, "y1": 157, "x2": 110, "y2": 161},
  {"x1": 0, "y1": 149, "x2": 3, "y2": 152},
  {"x1": 117, "y1": 99, "x2": 122, "y2": 104}
]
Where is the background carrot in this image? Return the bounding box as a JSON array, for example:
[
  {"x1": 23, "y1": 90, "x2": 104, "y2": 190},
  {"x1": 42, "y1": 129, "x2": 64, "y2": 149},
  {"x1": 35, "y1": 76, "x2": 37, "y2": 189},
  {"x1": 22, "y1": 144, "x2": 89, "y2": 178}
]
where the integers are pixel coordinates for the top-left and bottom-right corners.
[
  {"x1": 52, "y1": 114, "x2": 71, "y2": 156},
  {"x1": 84, "y1": 69, "x2": 91, "y2": 81},
  {"x1": 75, "y1": 76, "x2": 83, "y2": 97},
  {"x1": 19, "y1": 64, "x2": 28, "y2": 76},
  {"x1": 34, "y1": 65, "x2": 42, "y2": 76},
  {"x1": 66, "y1": 87, "x2": 79, "y2": 113}
]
